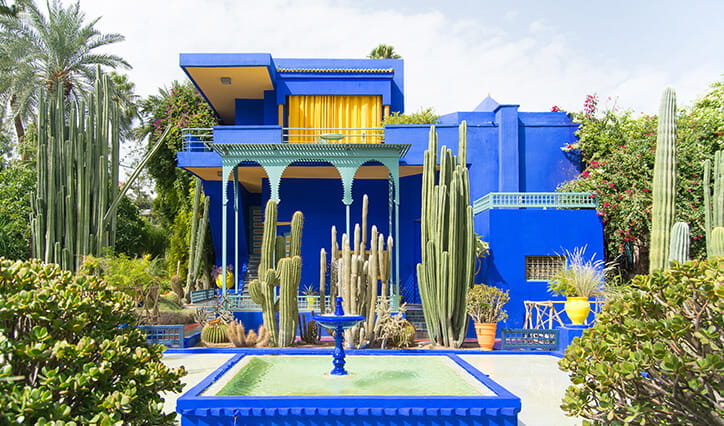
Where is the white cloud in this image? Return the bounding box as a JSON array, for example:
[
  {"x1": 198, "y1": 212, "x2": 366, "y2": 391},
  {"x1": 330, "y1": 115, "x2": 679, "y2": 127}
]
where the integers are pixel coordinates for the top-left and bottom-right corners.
[{"x1": 79, "y1": 0, "x2": 721, "y2": 116}]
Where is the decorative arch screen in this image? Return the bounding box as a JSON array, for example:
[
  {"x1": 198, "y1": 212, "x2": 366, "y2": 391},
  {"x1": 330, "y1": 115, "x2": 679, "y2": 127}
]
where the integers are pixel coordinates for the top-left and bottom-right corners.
[{"x1": 287, "y1": 95, "x2": 382, "y2": 143}]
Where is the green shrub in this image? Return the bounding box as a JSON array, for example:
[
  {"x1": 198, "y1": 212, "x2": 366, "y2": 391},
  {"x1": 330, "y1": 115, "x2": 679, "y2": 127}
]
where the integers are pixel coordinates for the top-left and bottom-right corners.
[
  {"x1": 382, "y1": 107, "x2": 439, "y2": 125},
  {"x1": 0, "y1": 258, "x2": 185, "y2": 424},
  {"x1": 559, "y1": 258, "x2": 723, "y2": 425},
  {"x1": 465, "y1": 284, "x2": 509, "y2": 323}
]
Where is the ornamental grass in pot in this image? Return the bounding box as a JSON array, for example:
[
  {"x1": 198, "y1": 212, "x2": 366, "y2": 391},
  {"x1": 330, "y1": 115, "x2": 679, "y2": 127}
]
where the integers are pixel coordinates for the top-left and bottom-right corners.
[
  {"x1": 466, "y1": 284, "x2": 510, "y2": 350},
  {"x1": 548, "y1": 246, "x2": 607, "y2": 325}
]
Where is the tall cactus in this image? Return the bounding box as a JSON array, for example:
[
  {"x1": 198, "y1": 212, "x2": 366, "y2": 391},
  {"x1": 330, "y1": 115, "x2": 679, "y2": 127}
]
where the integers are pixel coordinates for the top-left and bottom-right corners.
[
  {"x1": 703, "y1": 150, "x2": 724, "y2": 258},
  {"x1": 417, "y1": 121, "x2": 475, "y2": 348},
  {"x1": 668, "y1": 221, "x2": 690, "y2": 264},
  {"x1": 649, "y1": 88, "x2": 677, "y2": 273},
  {"x1": 30, "y1": 72, "x2": 120, "y2": 271},
  {"x1": 710, "y1": 227, "x2": 724, "y2": 258},
  {"x1": 248, "y1": 200, "x2": 303, "y2": 347}
]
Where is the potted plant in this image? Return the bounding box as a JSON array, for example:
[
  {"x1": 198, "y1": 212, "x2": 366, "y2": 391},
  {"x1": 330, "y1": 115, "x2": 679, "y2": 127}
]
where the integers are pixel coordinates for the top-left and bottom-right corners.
[
  {"x1": 212, "y1": 265, "x2": 234, "y2": 290},
  {"x1": 466, "y1": 284, "x2": 509, "y2": 350},
  {"x1": 548, "y1": 246, "x2": 607, "y2": 325},
  {"x1": 301, "y1": 284, "x2": 318, "y2": 309}
]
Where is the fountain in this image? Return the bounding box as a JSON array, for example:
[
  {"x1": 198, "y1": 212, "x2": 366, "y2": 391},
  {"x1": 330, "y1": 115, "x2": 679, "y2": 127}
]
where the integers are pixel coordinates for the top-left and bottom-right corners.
[{"x1": 312, "y1": 296, "x2": 364, "y2": 375}]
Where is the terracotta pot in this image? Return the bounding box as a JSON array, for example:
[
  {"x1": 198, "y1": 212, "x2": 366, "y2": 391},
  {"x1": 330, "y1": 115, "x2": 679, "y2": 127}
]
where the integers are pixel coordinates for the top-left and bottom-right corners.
[
  {"x1": 565, "y1": 296, "x2": 591, "y2": 325},
  {"x1": 474, "y1": 322, "x2": 497, "y2": 350}
]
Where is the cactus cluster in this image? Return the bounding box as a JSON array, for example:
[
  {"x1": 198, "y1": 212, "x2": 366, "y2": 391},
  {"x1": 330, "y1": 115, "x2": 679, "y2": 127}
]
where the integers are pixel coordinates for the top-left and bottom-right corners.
[
  {"x1": 30, "y1": 73, "x2": 121, "y2": 271},
  {"x1": 321, "y1": 195, "x2": 393, "y2": 348},
  {"x1": 298, "y1": 314, "x2": 320, "y2": 345},
  {"x1": 248, "y1": 199, "x2": 303, "y2": 347},
  {"x1": 417, "y1": 121, "x2": 475, "y2": 348},
  {"x1": 226, "y1": 320, "x2": 269, "y2": 347},
  {"x1": 185, "y1": 179, "x2": 210, "y2": 300},
  {"x1": 649, "y1": 88, "x2": 678, "y2": 273},
  {"x1": 703, "y1": 150, "x2": 724, "y2": 258}
]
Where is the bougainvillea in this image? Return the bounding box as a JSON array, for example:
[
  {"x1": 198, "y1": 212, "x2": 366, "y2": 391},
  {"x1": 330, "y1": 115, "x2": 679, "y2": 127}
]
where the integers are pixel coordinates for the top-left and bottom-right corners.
[{"x1": 560, "y1": 81, "x2": 723, "y2": 276}]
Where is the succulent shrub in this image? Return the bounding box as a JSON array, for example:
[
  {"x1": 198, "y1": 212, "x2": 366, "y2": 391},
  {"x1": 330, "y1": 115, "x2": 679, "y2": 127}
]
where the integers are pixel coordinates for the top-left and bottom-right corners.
[
  {"x1": 465, "y1": 284, "x2": 509, "y2": 323},
  {"x1": 559, "y1": 258, "x2": 723, "y2": 425},
  {"x1": 0, "y1": 258, "x2": 185, "y2": 425}
]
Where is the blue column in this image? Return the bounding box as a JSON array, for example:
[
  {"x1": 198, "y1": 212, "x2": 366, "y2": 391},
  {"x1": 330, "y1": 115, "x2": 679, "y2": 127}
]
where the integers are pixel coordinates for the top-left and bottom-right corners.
[{"x1": 495, "y1": 104, "x2": 521, "y2": 192}]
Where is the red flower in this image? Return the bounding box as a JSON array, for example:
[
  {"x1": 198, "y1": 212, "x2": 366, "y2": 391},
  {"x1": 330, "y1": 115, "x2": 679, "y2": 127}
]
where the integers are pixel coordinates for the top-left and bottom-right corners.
[
  {"x1": 581, "y1": 171, "x2": 591, "y2": 178},
  {"x1": 642, "y1": 188, "x2": 650, "y2": 192},
  {"x1": 609, "y1": 183, "x2": 616, "y2": 188}
]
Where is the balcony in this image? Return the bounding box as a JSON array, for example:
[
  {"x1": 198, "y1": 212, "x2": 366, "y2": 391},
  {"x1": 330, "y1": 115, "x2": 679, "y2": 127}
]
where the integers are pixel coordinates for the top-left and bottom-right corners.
[
  {"x1": 473, "y1": 192, "x2": 597, "y2": 214},
  {"x1": 182, "y1": 126, "x2": 384, "y2": 151}
]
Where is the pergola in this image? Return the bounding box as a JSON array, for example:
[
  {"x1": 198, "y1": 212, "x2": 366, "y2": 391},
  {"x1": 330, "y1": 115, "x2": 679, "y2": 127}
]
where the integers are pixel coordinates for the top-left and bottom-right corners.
[{"x1": 211, "y1": 143, "x2": 411, "y2": 300}]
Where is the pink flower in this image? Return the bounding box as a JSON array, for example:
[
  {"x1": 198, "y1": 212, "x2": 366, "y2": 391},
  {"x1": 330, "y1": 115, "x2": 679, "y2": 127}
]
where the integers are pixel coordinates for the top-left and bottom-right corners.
[
  {"x1": 643, "y1": 188, "x2": 650, "y2": 192},
  {"x1": 581, "y1": 171, "x2": 591, "y2": 178},
  {"x1": 609, "y1": 183, "x2": 616, "y2": 188},
  {"x1": 603, "y1": 202, "x2": 611, "y2": 207}
]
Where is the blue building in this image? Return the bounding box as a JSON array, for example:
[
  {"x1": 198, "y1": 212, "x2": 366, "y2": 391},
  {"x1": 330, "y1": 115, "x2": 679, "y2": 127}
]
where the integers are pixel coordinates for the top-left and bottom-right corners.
[{"x1": 176, "y1": 53, "x2": 603, "y2": 330}]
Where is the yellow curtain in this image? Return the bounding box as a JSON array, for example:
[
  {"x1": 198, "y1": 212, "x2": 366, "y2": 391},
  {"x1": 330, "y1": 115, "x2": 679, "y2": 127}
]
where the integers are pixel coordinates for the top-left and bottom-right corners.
[{"x1": 287, "y1": 95, "x2": 382, "y2": 143}]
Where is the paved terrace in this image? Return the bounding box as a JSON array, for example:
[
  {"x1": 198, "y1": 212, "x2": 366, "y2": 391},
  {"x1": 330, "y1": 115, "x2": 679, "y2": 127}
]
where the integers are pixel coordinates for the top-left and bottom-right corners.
[{"x1": 161, "y1": 350, "x2": 582, "y2": 425}]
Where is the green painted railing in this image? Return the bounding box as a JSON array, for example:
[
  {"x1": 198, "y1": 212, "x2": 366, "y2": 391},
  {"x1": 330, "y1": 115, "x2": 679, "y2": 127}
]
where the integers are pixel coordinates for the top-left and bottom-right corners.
[
  {"x1": 473, "y1": 192, "x2": 597, "y2": 214},
  {"x1": 181, "y1": 127, "x2": 386, "y2": 150}
]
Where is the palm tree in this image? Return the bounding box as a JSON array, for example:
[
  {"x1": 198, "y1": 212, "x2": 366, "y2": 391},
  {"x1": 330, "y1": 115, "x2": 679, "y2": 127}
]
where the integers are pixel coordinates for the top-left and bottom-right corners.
[
  {"x1": 367, "y1": 44, "x2": 402, "y2": 59},
  {"x1": 0, "y1": 0, "x2": 130, "y2": 141}
]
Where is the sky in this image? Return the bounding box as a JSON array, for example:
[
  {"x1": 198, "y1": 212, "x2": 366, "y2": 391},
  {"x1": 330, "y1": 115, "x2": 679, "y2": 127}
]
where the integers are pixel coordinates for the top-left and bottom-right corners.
[{"x1": 79, "y1": 0, "x2": 723, "y2": 116}]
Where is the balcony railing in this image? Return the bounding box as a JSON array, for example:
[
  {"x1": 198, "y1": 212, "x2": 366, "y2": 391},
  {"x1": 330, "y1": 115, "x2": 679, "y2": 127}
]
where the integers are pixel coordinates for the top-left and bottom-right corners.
[
  {"x1": 181, "y1": 127, "x2": 385, "y2": 151},
  {"x1": 283, "y1": 127, "x2": 384, "y2": 144},
  {"x1": 473, "y1": 192, "x2": 597, "y2": 214}
]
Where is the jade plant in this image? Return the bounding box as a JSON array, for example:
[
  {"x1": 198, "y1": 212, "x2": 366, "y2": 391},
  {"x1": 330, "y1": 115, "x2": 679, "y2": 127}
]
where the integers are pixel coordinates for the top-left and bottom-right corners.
[
  {"x1": 417, "y1": 121, "x2": 476, "y2": 348},
  {"x1": 465, "y1": 284, "x2": 509, "y2": 324},
  {"x1": 248, "y1": 199, "x2": 303, "y2": 347},
  {"x1": 559, "y1": 258, "x2": 723, "y2": 424},
  {"x1": 0, "y1": 258, "x2": 185, "y2": 424}
]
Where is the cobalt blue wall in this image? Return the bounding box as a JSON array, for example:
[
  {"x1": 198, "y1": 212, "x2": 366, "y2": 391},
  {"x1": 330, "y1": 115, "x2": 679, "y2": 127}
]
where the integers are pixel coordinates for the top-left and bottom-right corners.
[
  {"x1": 476, "y1": 208, "x2": 604, "y2": 330},
  {"x1": 234, "y1": 99, "x2": 264, "y2": 125}
]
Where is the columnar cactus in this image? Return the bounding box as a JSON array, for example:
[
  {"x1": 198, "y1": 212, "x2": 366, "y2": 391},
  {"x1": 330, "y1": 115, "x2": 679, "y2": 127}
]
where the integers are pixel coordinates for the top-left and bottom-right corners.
[
  {"x1": 248, "y1": 200, "x2": 303, "y2": 347},
  {"x1": 703, "y1": 150, "x2": 724, "y2": 258},
  {"x1": 30, "y1": 73, "x2": 121, "y2": 271},
  {"x1": 668, "y1": 221, "x2": 690, "y2": 264},
  {"x1": 417, "y1": 121, "x2": 475, "y2": 348},
  {"x1": 649, "y1": 88, "x2": 677, "y2": 273},
  {"x1": 322, "y1": 195, "x2": 392, "y2": 348},
  {"x1": 711, "y1": 227, "x2": 724, "y2": 258}
]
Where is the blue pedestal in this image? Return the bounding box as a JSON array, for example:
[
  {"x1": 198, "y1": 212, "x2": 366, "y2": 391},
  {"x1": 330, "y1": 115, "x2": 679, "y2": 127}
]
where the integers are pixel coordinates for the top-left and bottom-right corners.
[{"x1": 557, "y1": 324, "x2": 590, "y2": 353}]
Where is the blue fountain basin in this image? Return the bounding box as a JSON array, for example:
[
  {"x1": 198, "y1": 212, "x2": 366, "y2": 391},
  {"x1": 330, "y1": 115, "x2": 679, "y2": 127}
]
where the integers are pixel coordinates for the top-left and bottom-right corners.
[{"x1": 313, "y1": 315, "x2": 365, "y2": 330}]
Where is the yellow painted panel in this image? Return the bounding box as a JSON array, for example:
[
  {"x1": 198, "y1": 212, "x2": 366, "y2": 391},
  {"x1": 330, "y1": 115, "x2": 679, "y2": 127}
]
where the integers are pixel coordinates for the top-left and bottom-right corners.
[{"x1": 287, "y1": 95, "x2": 382, "y2": 143}]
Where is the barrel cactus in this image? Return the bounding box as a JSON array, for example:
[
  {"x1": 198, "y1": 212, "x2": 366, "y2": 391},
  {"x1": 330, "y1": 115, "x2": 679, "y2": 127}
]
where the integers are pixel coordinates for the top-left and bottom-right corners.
[{"x1": 201, "y1": 320, "x2": 228, "y2": 344}]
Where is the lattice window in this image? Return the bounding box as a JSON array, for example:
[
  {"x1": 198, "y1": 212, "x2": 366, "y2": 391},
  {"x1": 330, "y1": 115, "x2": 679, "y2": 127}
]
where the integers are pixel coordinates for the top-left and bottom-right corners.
[{"x1": 525, "y1": 255, "x2": 566, "y2": 281}]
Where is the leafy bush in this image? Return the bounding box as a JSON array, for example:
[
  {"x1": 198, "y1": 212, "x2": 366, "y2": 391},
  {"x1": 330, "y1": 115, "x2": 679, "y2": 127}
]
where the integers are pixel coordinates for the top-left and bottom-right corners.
[
  {"x1": 559, "y1": 258, "x2": 723, "y2": 425},
  {"x1": 0, "y1": 161, "x2": 34, "y2": 260},
  {"x1": 0, "y1": 258, "x2": 185, "y2": 424},
  {"x1": 560, "y1": 81, "x2": 723, "y2": 277},
  {"x1": 382, "y1": 107, "x2": 439, "y2": 125},
  {"x1": 465, "y1": 284, "x2": 509, "y2": 323}
]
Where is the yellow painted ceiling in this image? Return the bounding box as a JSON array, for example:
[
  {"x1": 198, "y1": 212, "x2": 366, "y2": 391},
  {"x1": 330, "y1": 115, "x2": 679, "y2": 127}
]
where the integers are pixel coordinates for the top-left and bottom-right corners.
[
  {"x1": 185, "y1": 165, "x2": 423, "y2": 193},
  {"x1": 185, "y1": 66, "x2": 273, "y2": 123}
]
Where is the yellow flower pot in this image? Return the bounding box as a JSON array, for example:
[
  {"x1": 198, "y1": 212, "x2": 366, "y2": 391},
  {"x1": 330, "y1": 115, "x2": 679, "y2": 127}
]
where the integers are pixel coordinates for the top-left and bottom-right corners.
[
  {"x1": 474, "y1": 322, "x2": 497, "y2": 350},
  {"x1": 565, "y1": 296, "x2": 591, "y2": 325},
  {"x1": 215, "y1": 271, "x2": 234, "y2": 289}
]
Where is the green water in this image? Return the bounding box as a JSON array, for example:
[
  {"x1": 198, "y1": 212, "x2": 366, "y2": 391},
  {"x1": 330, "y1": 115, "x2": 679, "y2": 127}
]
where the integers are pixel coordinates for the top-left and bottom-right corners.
[{"x1": 216, "y1": 355, "x2": 489, "y2": 396}]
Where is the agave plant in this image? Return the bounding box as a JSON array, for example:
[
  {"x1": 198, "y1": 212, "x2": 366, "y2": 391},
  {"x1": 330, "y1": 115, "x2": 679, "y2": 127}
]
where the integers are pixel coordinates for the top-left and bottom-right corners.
[{"x1": 548, "y1": 246, "x2": 608, "y2": 298}]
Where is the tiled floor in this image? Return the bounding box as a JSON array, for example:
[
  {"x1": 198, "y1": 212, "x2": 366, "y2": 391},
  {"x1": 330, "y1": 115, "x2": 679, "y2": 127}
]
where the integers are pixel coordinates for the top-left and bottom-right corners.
[{"x1": 162, "y1": 352, "x2": 582, "y2": 425}]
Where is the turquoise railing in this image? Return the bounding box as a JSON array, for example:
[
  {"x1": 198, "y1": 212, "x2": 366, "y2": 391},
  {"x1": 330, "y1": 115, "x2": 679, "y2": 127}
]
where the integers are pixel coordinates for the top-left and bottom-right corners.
[
  {"x1": 473, "y1": 192, "x2": 597, "y2": 214},
  {"x1": 181, "y1": 127, "x2": 385, "y2": 150}
]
